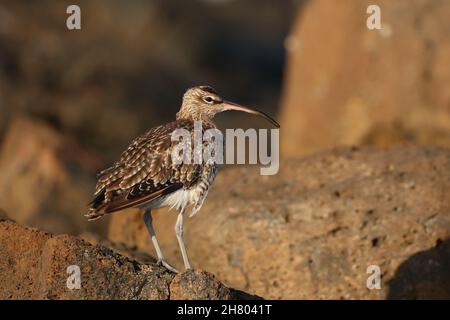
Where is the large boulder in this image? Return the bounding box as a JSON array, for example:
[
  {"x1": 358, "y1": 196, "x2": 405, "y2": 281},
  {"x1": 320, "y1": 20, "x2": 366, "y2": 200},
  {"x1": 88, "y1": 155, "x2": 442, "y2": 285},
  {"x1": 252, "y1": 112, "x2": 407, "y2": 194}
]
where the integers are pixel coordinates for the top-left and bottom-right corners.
[
  {"x1": 108, "y1": 146, "x2": 450, "y2": 299},
  {"x1": 0, "y1": 218, "x2": 257, "y2": 300},
  {"x1": 280, "y1": 0, "x2": 450, "y2": 157}
]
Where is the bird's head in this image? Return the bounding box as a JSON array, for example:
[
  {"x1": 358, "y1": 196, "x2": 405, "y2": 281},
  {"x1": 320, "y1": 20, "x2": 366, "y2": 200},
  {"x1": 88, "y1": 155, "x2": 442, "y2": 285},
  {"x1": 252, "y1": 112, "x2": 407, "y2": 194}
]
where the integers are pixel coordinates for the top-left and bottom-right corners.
[{"x1": 176, "y1": 86, "x2": 279, "y2": 127}]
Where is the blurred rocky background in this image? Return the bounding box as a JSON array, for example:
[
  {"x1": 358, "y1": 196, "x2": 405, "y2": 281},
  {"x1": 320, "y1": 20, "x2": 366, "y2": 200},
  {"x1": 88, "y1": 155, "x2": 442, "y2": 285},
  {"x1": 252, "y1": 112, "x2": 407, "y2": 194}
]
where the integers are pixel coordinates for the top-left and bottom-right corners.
[
  {"x1": 280, "y1": 0, "x2": 450, "y2": 157},
  {"x1": 1, "y1": 0, "x2": 450, "y2": 299},
  {"x1": 0, "y1": 0, "x2": 298, "y2": 236}
]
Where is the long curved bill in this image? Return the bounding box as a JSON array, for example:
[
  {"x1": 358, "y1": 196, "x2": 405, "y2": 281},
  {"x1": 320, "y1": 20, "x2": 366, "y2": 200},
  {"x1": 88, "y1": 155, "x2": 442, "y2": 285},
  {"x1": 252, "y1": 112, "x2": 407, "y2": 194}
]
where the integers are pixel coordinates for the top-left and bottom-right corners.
[{"x1": 223, "y1": 101, "x2": 280, "y2": 128}]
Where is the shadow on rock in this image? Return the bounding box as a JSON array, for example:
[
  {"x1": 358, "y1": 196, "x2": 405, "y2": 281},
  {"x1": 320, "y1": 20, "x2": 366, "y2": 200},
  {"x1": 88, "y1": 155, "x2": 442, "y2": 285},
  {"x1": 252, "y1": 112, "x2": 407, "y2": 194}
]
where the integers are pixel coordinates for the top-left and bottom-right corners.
[{"x1": 387, "y1": 238, "x2": 450, "y2": 299}]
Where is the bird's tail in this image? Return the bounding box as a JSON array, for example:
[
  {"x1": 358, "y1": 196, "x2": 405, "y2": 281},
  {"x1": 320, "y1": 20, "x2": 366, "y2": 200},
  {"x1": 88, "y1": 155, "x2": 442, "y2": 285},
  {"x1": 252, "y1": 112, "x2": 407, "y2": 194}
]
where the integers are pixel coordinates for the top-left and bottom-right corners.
[
  {"x1": 85, "y1": 188, "x2": 107, "y2": 221},
  {"x1": 84, "y1": 209, "x2": 104, "y2": 221}
]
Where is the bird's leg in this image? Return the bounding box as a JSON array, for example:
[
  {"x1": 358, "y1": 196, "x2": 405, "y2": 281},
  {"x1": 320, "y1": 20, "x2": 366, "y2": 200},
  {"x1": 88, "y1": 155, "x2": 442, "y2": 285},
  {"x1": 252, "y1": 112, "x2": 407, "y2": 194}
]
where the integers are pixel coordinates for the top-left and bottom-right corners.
[
  {"x1": 175, "y1": 208, "x2": 191, "y2": 270},
  {"x1": 143, "y1": 210, "x2": 179, "y2": 273}
]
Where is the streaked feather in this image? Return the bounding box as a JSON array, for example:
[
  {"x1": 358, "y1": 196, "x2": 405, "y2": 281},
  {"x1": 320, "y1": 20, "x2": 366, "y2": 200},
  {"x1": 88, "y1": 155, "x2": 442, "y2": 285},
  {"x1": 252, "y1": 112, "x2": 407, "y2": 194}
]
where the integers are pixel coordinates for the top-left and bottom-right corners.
[{"x1": 86, "y1": 119, "x2": 218, "y2": 220}]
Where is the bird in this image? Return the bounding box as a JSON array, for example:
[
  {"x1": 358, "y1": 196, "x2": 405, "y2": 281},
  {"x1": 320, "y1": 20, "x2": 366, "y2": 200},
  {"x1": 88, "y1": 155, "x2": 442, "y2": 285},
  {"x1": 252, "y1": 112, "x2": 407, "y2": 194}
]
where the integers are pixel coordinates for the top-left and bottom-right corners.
[{"x1": 86, "y1": 85, "x2": 279, "y2": 273}]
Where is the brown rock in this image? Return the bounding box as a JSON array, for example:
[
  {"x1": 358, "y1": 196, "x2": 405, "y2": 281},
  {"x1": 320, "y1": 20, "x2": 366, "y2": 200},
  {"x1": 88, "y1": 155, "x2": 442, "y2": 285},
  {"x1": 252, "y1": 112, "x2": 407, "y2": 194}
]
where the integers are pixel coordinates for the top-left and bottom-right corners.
[
  {"x1": 0, "y1": 217, "x2": 52, "y2": 299},
  {"x1": 38, "y1": 235, "x2": 173, "y2": 300},
  {"x1": 280, "y1": 0, "x2": 450, "y2": 157},
  {"x1": 0, "y1": 117, "x2": 105, "y2": 236},
  {"x1": 108, "y1": 146, "x2": 450, "y2": 299},
  {"x1": 170, "y1": 269, "x2": 257, "y2": 300},
  {"x1": 80, "y1": 231, "x2": 158, "y2": 265},
  {"x1": 0, "y1": 218, "x2": 256, "y2": 300}
]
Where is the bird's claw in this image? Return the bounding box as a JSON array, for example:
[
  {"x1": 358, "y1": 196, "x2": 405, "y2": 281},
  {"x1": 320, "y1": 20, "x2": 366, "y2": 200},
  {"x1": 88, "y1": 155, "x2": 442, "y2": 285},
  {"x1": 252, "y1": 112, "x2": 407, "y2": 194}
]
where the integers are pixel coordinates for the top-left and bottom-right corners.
[{"x1": 157, "y1": 259, "x2": 179, "y2": 273}]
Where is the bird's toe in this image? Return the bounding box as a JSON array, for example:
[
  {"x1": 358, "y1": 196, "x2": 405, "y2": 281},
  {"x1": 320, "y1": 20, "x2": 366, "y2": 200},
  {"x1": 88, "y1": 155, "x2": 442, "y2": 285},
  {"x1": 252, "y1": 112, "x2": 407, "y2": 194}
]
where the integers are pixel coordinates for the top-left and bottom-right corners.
[{"x1": 157, "y1": 259, "x2": 179, "y2": 273}]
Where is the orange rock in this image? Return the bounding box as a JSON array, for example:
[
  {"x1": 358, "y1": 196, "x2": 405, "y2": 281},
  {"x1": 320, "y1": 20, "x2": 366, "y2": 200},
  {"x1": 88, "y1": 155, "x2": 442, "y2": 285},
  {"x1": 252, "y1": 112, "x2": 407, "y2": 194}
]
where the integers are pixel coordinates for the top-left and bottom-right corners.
[{"x1": 0, "y1": 218, "x2": 256, "y2": 300}]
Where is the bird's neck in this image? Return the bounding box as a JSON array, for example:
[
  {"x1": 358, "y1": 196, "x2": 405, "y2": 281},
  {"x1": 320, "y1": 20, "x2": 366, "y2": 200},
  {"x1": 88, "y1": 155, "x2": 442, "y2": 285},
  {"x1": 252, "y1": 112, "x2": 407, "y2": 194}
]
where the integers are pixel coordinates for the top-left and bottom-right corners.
[{"x1": 176, "y1": 111, "x2": 216, "y2": 128}]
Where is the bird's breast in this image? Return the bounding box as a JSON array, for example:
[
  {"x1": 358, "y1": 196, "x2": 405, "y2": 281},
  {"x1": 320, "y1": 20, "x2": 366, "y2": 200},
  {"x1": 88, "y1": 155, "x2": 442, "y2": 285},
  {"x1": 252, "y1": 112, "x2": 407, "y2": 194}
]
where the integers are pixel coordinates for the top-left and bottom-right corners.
[{"x1": 144, "y1": 163, "x2": 219, "y2": 214}]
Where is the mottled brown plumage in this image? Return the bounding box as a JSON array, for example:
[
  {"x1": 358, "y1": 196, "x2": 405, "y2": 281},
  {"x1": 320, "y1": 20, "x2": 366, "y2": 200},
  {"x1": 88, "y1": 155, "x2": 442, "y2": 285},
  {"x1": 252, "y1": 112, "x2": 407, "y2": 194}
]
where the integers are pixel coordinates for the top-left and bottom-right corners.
[
  {"x1": 86, "y1": 119, "x2": 211, "y2": 219},
  {"x1": 86, "y1": 85, "x2": 279, "y2": 272}
]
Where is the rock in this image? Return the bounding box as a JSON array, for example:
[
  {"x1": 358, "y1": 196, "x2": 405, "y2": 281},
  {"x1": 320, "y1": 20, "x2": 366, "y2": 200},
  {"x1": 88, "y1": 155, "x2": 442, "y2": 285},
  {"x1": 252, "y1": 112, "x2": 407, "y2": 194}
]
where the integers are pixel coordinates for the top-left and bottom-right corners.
[
  {"x1": 170, "y1": 270, "x2": 260, "y2": 300},
  {"x1": 0, "y1": 216, "x2": 53, "y2": 299},
  {"x1": 108, "y1": 146, "x2": 450, "y2": 299},
  {"x1": 80, "y1": 231, "x2": 158, "y2": 265},
  {"x1": 387, "y1": 238, "x2": 450, "y2": 299},
  {"x1": 170, "y1": 269, "x2": 258, "y2": 300},
  {"x1": 280, "y1": 0, "x2": 450, "y2": 157},
  {"x1": 0, "y1": 117, "x2": 105, "y2": 236},
  {"x1": 0, "y1": 218, "x2": 255, "y2": 300}
]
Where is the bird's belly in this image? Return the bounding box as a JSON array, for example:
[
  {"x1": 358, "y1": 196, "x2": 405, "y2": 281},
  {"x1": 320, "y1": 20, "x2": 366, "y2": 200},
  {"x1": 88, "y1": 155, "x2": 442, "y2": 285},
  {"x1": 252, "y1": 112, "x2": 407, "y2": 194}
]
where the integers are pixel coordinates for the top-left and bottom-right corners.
[
  {"x1": 140, "y1": 187, "x2": 200, "y2": 212},
  {"x1": 139, "y1": 164, "x2": 218, "y2": 214}
]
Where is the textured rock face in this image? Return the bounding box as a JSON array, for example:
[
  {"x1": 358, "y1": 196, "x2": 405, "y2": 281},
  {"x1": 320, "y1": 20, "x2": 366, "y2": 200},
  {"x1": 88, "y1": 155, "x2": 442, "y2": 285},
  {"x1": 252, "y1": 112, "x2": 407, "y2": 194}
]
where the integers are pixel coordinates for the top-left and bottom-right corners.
[
  {"x1": 169, "y1": 270, "x2": 258, "y2": 300},
  {"x1": 0, "y1": 218, "x2": 255, "y2": 300},
  {"x1": 108, "y1": 146, "x2": 450, "y2": 299},
  {"x1": 280, "y1": 0, "x2": 450, "y2": 157}
]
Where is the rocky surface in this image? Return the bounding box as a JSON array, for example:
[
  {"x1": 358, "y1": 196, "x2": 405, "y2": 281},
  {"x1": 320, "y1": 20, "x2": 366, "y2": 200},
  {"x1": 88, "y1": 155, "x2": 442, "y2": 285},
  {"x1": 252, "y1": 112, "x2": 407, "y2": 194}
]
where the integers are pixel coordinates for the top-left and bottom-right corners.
[
  {"x1": 109, "y1": 145, "x2": 450, "y2": 299},
  {"x1": 280, "y1": 0, "x2": 450, "y2": 157},
  {"x1": 0, "y1": 218, "x2": 257, "y2": 300}
]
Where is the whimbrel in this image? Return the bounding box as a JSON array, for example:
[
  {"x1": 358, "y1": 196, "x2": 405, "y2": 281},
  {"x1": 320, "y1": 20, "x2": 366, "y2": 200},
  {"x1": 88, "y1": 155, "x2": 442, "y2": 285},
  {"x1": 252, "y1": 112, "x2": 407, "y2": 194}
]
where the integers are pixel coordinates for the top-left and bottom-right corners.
[{"x1": 86, "y1": 86, "x2": 279, "y2": 273}]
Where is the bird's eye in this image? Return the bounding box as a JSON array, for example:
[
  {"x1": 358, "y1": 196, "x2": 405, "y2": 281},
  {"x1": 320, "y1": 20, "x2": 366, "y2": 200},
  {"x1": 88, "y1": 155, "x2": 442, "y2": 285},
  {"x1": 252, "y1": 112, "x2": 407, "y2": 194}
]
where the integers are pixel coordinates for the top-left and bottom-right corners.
[{"x1": 203, "y1": 96, "x2": 214, "y2": 104}]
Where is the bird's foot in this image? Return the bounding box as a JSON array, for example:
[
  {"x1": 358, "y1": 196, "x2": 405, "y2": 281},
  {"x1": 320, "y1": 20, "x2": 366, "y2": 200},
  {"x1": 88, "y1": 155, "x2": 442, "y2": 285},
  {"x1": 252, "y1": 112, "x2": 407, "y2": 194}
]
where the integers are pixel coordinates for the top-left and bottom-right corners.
[{"x1": 157, "y1": 259, "x2": 179, "y2": 273}]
